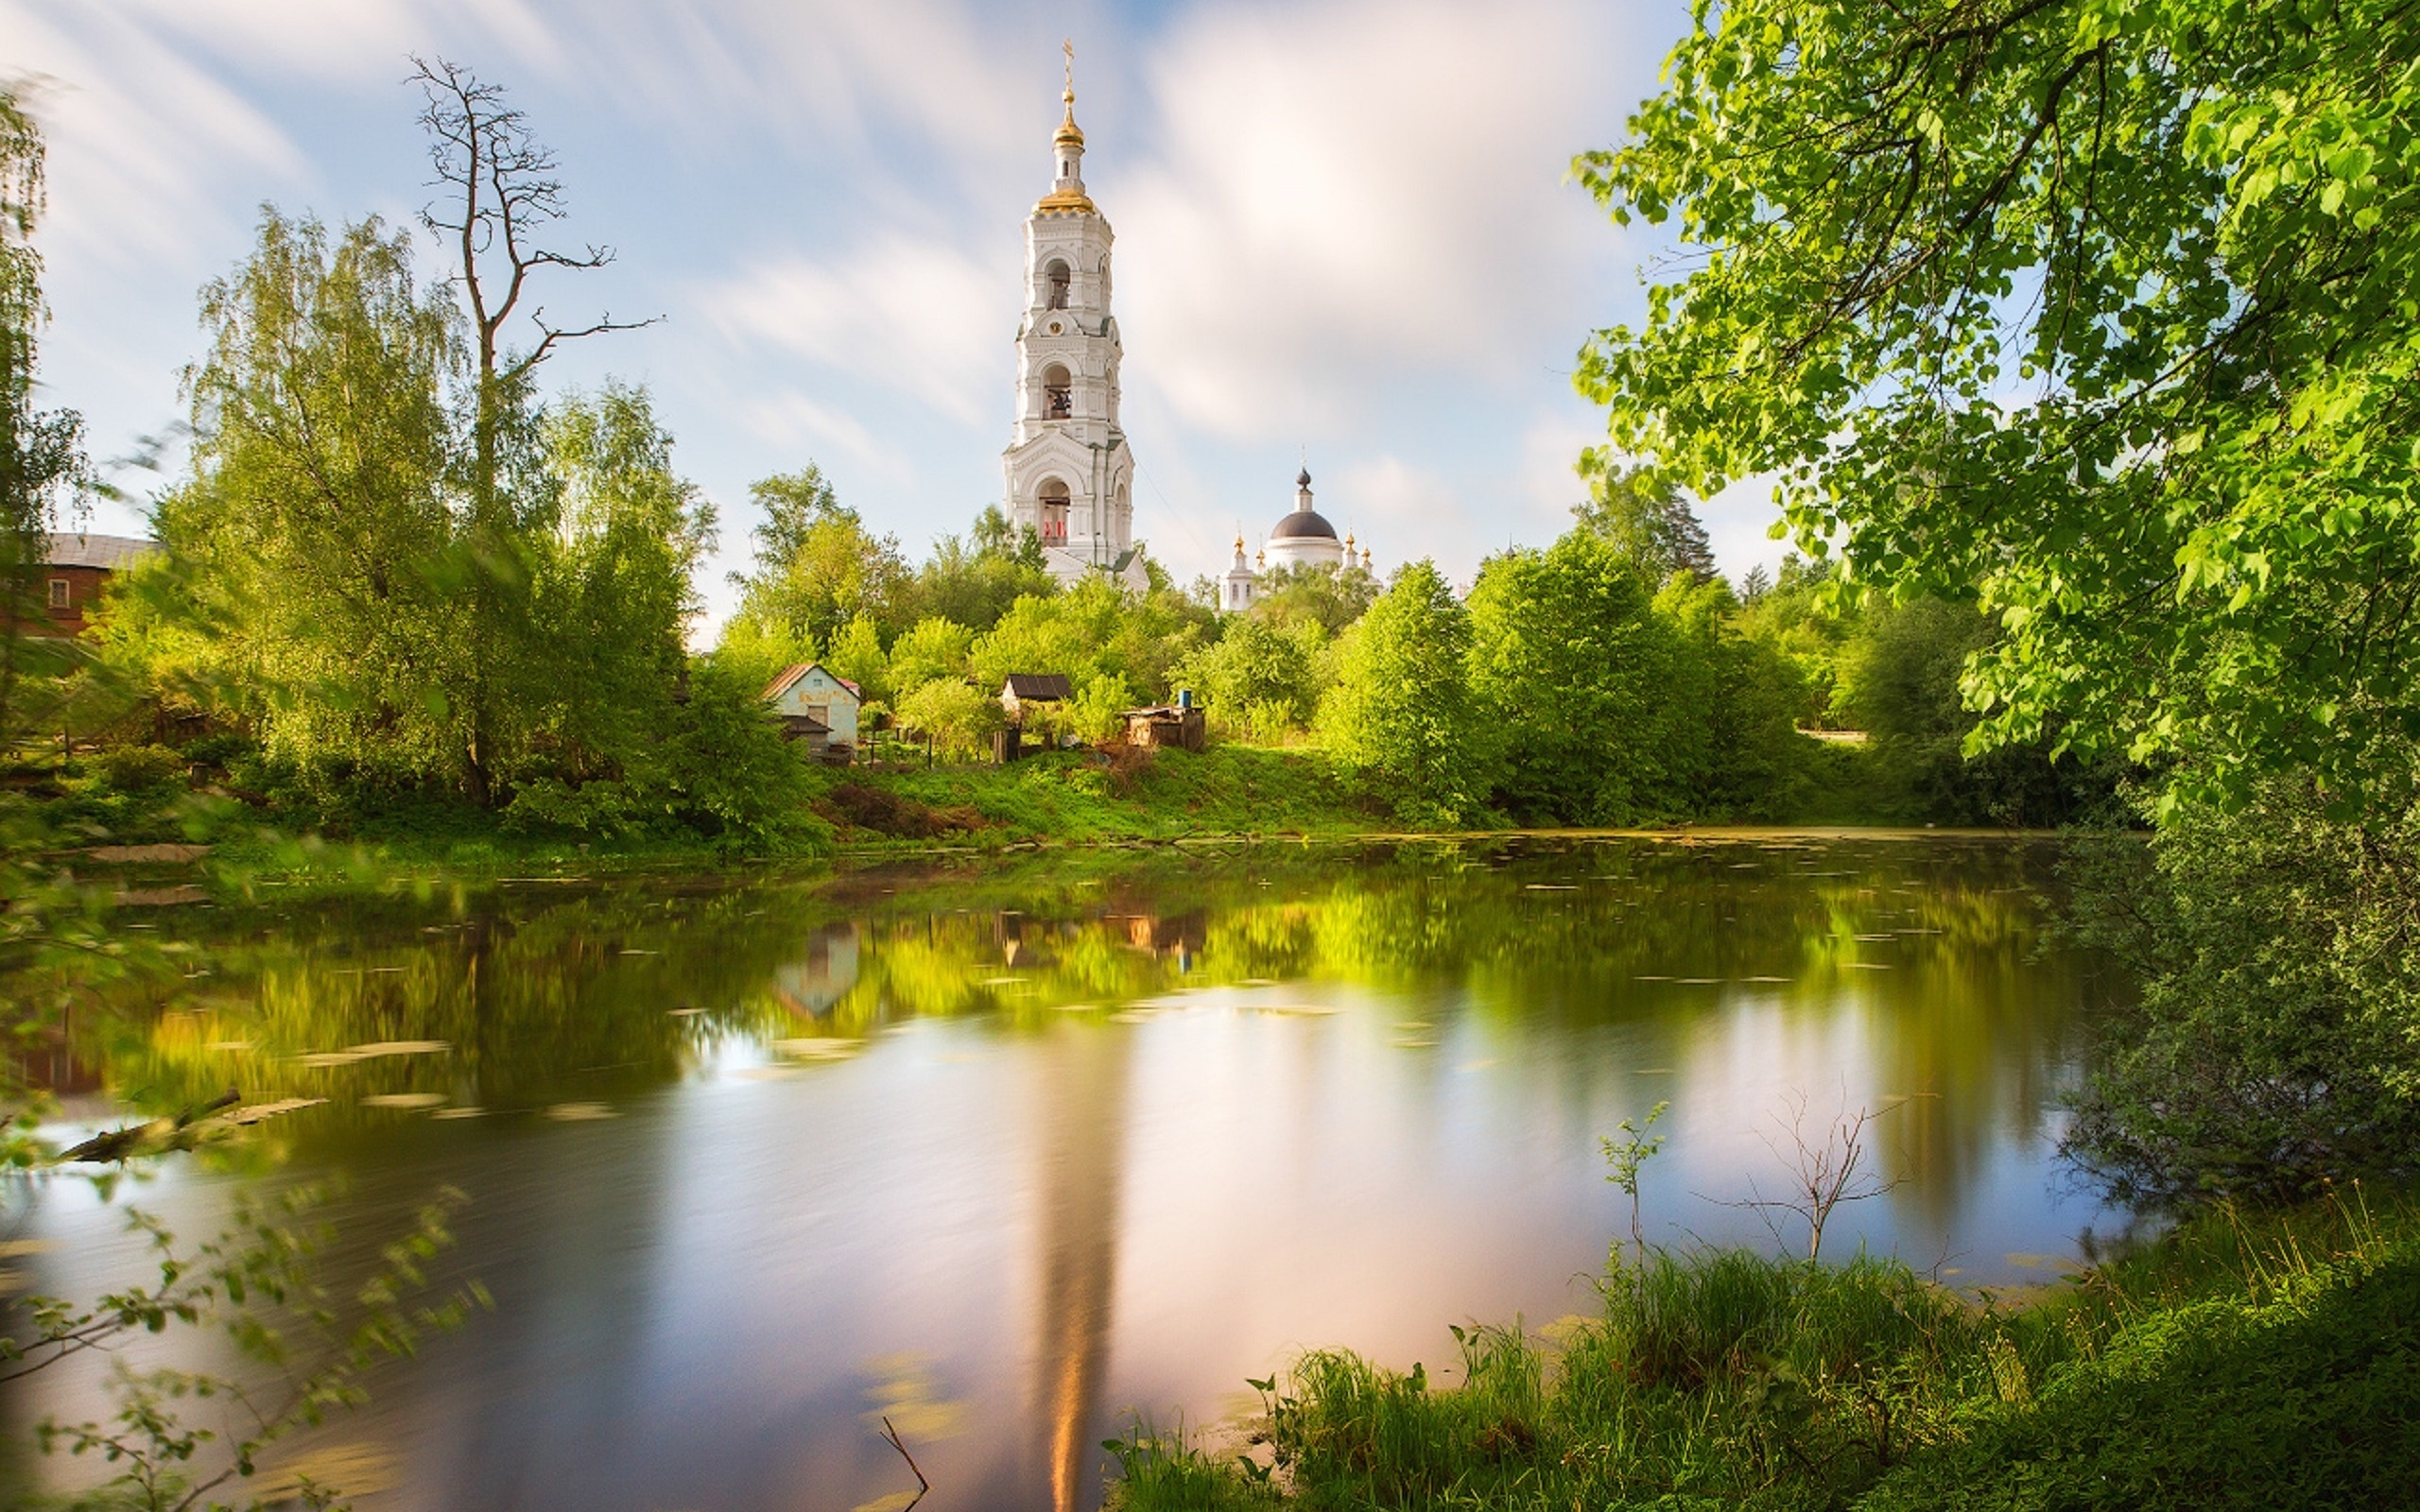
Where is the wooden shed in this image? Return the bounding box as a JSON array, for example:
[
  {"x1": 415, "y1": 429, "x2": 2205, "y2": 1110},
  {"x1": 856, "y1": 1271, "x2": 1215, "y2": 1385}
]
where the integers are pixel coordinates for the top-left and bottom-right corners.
[
  {"x1": 1121, "y1": 705, "x2": 1207, "y2": 752},
  {"x1": 998, "y1": 673, "x2": 1074, "y2": 724}
]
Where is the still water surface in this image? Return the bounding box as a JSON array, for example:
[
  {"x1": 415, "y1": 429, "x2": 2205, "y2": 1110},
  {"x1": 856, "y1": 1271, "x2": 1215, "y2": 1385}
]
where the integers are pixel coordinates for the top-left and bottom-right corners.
[{"x1": 9, "y1": 834, "x2": 2120, "y2": 1511}]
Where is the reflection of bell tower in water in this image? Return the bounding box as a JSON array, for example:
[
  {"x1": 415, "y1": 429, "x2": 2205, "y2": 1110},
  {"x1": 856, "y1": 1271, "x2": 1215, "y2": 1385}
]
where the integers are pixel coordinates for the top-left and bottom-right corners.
[
  {"x1": 1003, "y1": 43, "x2": 1145, "y2": 591},
  {"x1": 1030, "y1": 1006, "x2": 1132, "y2": 1510}
]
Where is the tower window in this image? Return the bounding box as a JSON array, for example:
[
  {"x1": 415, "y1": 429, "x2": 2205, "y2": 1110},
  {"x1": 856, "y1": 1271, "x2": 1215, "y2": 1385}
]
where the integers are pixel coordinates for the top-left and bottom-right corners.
[
  {"x1": 1038, "y1": 479, "x2": 1071, "y2": 544},
  {"x1": 1046, "y1": 260, "x2": 1071, "y2": 310},
  {"x1": 1043, "y1": 363, "x2": 1073, "y2": 419}
]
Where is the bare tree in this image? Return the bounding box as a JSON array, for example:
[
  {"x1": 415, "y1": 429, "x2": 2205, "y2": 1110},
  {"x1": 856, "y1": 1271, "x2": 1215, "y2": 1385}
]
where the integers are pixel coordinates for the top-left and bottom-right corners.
[
  {"x1": 408, "y1": 56, "x2": 655, "y2": 801},
  {"x1": 410, "y1": 56, "x2": 653, "y2": 434},
  {"x1": 1723, "y1": 1088, "x2": 1900, "y2": 1262}
]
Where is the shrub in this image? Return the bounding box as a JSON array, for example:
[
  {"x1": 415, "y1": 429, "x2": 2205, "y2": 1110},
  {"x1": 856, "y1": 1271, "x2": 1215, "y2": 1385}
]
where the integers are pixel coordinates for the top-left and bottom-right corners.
[{"x1": 92, "y1": 744, "x2": 187, "y2": 794}]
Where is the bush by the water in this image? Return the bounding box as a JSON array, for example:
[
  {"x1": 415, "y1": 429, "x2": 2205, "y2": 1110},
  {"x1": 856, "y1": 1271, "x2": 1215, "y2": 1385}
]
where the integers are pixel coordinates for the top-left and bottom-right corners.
[
  {"x1": 1108, "y1": 1189, "x2": 2420, "y2": 1511},
  {"x1": 2062, "y1": 762, "x2": 2420, "y2": 1206}
]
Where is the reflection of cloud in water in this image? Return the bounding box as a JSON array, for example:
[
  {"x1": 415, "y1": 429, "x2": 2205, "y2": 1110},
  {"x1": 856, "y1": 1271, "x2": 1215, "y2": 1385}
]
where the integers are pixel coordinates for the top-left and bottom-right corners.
[{"x1": 859, "y1": 1351, "x2": 969, "y2": 1442}]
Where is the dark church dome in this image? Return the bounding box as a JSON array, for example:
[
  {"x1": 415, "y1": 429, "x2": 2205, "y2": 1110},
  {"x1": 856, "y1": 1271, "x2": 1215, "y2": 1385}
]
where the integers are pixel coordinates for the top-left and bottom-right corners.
[
  {"x1": 1270, "y1": 467, "x2": 1338, "y2": 541},
  {"x1": 1270, "y1": 508, "x2": 1339, "y2": 541}
]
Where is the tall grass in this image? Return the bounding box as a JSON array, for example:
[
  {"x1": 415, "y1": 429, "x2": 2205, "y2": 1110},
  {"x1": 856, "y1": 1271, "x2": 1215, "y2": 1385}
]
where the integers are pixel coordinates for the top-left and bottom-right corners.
[{"x1": 1108, "y1": 1186, "x2": 2420, "y2": 1510}]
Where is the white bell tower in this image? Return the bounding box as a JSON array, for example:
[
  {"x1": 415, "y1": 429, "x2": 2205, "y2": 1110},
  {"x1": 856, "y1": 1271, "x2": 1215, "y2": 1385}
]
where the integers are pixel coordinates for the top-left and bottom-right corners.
[{"x1": 1002, "y1": 43, "x2": 1143, "y2": 590}]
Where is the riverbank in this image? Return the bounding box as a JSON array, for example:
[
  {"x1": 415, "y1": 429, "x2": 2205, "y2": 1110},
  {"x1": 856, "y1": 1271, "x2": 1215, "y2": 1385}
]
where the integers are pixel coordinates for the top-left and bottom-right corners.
[
  {"x1": 25, "y1": 737, "x2": 2081, "y2": 902},
  {"x1": 1107, "y1": 1186, "x2": 2420, "y2": 1510}
]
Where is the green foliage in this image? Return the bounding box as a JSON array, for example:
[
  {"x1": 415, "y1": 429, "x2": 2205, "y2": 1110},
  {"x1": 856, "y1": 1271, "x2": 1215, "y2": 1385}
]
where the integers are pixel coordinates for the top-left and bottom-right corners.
[
  {"x1": 969, "y1": 576, "x2": 1212, "y2": 730},
  {"x1": 1316, "y1": 562, "x2": 1494, "y2": 827},
  {"x1": 892, "y1": 677, "x2": 1001, "y2": 761},
  {"x1": 1465, "y1": 537, "x2": 1810, "y2": 823},
  {"x1": 1179, "y1": 616, "x2": 1318, "y2": 742},
  {"x1": 908, "y1": 513, "x2": 1059, "y2": 633},
  {"x1": 2064, "y1": 765, "x2": 2420, "y2": 1204},
  {"x1": 826, "y1": 744, "x2": 1357, "y2": 844},
  {"x1": 1571, "y1": 457, "x2": 1714, "y2": 583},
  {"x1": 1250, "y1": 560, "x2": 1379, "y2": 638},
  {"x1": 519, "y1": 384, "x2": 713, "y2": 782},
  {"x1": 886, "y1": 616, "x2": 974, "y2": 694},
  {"x1": 724, "y1": 468, "x2": 911, "y2": 651},
  {"x1": 647, "y1": 656, "x2": 829, "y2": 855},
  {"x1": 13, "y1": 1186, "x2": 484, "y2": 1512},
  {"x1": 91, "y1": 745, "x2": 185, "y2": 796},
  {"x1": 823, "y1": 612, "x2": 889, "y2": 705},
  {"x1": 1578, "y1": 0, "x2": 2420, "y2": 807},
  {"x1": 152, "y1": 209, "x2": 466, "y2": 782},
  {"x1": 1836, "y1": 596, "x2": 2116, "y2": 826},
  {"x1": 1467, "y1": 532, "x2": 1672, "y2": 823},
  {"x1": 1112, "y1": 1188, "x2": 2420, "y2": 1512},
  {"x1": 1, "y1": 86, "x2": 89, "y2": 740}
]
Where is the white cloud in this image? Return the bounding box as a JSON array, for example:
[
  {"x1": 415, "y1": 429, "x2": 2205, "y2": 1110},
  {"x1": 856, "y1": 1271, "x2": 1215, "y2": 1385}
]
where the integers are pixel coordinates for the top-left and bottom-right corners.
[
  {"x1": 734, "y1": 388, "x2": 890, "y2": 476},
  {"x1": 1698, "y1": 472, "x2": 1790, "y2": 585},
  {"x1": 1326, "y1": 455, "x2": 1478, "y2": 583},
  {"x1": 1, "y1": 6, "x2": 307, "y2": 269},
  {"x1": 1113, "y1": 0, "x2": 1624, "y2": 438},
  {"x1": 692, "y1": 234, "x2": 1011, "y2": 426}
]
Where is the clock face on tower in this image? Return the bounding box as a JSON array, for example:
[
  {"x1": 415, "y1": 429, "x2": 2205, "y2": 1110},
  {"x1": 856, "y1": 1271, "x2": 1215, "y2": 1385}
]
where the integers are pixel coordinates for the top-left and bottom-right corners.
[{"x1": 1002, "y1": 53, "x2": 1142, "y2": 591}]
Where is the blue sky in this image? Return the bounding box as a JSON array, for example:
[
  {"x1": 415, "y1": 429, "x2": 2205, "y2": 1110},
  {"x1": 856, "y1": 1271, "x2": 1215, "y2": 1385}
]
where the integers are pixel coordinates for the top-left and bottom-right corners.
[{"x1": 6, "y1": 0, "x2": 1785, "y2": 632}]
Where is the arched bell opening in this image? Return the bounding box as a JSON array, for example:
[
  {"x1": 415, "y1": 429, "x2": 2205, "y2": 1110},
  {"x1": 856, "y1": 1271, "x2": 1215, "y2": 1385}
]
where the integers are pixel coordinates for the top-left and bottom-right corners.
[{"x1": 1038, "y1": 478, "x2": 1072, "y2": 545}]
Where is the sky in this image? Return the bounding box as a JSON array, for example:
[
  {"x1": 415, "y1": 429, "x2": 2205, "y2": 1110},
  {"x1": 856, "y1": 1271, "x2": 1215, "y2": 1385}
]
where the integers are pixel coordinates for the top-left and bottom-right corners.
[{"x1": 4, "y1": 0, "x2": 1787, "y2": 634}]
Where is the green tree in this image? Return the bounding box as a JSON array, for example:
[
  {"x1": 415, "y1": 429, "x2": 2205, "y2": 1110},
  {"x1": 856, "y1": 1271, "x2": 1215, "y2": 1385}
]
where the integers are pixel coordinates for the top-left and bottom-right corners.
[
  {"x1": 1578, "y1": 0, "x2": 2420, "y2": 805},
  {"x1": 1180, "y1": 616, "x2": 1318, "y2": 742},
  {"x1": 909, "y1": 520, "x2": 1058, "y2": 633},
  {"x1": 1654, "y1": 573, "x2": 1811, "y2": 820},
  {"x1": 887, "y1": 615, "x2": 975, "y2": 692},
  {"x1": 1466, "y1": 531, "x2": 1673, "y2": 823},
  {"x1": 1316, "y1": 561, "x2": 1495, "y2": 825},
  {"x1": 1836, "y1": 595, "x2": 2112, "y2": 825},
  {"x1": 2065, "y1": 771, "x2": 2420, "y2": 1203},
  {"x1": 1571, "y1": 457, "x2": 1714, "y2": 584},
  {"x1": 0, "y1": 88, "x2": 86, "y2": 741},
  {"x1": 895, "y1": 675, "x2": 1002, "y2": 760},
  {"x1": 824, "y1": 611, "x2": 889, "y2": 706},
  {"x1": 723, "y1": 469, "x2": 911, "y2": 654},
  {"x1": 157, "y1": 210, "x2": 467, "y2": 783},
  {"x1": 522, "y1": 384, "x2": 713, "y2": 781},
  {"x1": 1251, "y1": 560, "x2": 1378, "y2": 637}
]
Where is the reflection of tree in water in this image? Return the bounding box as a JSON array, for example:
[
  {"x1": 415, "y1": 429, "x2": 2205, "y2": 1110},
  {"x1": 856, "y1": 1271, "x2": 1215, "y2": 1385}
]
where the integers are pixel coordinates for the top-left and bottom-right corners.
[{"x1": 1029, "y1": 1022, "x2": 1130, "y2": 1512}]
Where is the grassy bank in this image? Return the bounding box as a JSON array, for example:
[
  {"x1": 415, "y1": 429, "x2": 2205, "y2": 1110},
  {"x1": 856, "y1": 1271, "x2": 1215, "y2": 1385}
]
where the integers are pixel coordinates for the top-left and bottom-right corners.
[
  {"x1": 1109, "y1": 1188, "x2": 2420, "y2": 1511},
  {"x1": 805, "y1": 743, "x2": 1378, "y2": 846},
  {"x1": 17, "y1": 733, "x2": 2054, "y2": 902}
]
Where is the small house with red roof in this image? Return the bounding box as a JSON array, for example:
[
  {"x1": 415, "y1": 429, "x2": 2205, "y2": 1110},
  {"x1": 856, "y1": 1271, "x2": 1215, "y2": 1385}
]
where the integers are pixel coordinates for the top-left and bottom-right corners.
[{"x1": 762, "y1": 662, "x2": 862, "y2": 755}]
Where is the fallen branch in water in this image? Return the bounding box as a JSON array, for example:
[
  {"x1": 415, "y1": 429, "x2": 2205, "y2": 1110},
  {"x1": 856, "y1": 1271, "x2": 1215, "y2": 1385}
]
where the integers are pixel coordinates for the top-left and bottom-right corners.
[{"x1": 879, "y1": 1415, "x2": 930, "y2": 1510}]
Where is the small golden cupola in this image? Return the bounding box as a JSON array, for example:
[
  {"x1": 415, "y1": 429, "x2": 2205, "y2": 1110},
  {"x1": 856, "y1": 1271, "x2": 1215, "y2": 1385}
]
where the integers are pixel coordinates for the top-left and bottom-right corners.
[{"x1": 1036, "y1": 41, "x2": 1097, "y2": 215}]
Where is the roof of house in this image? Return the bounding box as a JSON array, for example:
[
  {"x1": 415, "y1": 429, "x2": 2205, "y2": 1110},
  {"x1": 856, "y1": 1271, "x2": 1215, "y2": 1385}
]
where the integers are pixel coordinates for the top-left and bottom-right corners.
[
  {"x1": 762, "y1": 662, "x2": 863, "y2": 702},
  {"x1": 1001, "y1": 673, "x2": 1075, "y2": 701},
  {"x1": 43, "y1": 533, "x2": 157, "y2": 572}
]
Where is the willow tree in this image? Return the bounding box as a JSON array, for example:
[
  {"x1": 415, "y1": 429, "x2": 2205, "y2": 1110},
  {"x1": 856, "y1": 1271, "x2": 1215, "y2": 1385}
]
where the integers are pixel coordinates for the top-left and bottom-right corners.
[
  {"x1": 1580, "y1": 0, "x2": 2420, "y2": 807},
  {"x1": 158, "y1": 212, "x2": 466, "y2": 778}
]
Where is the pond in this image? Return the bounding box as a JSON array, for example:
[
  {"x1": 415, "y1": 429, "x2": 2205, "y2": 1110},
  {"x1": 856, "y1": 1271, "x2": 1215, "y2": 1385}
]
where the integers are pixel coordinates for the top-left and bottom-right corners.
[{"x1": 4, "y1": 833, "x2": 2125, "y2": 1512}]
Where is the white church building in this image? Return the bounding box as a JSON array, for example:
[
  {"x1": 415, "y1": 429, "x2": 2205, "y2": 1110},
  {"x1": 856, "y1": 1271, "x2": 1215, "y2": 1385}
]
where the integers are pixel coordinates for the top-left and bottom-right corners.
[
  {"x1": 1219, "y1": 469, "x2": 1376, "y2": 614},
  {"x1": 999, "y1": 55, "x2": 1377, "y2": 606},
  {"x1": 1001, "y1": 61, "x2": 1145, "y2": 590}
]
